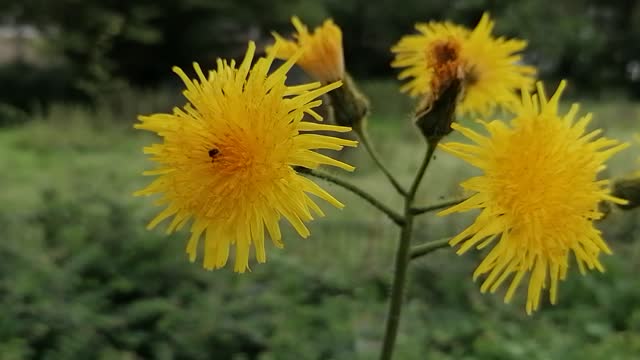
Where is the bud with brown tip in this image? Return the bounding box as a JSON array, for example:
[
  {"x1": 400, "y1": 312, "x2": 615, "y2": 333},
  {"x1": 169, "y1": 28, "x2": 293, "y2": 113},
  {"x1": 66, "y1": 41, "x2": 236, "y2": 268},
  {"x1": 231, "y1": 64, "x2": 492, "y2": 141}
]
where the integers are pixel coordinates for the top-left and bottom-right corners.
[{"x1": 414, "y1": 39, "x2": 464, "y2": 143}]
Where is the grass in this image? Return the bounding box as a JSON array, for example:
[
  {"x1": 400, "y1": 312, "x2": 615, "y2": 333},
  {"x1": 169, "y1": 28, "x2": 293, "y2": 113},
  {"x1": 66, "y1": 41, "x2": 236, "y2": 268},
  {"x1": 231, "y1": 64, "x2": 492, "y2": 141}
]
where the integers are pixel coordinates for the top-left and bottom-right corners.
[{"x1": 2, "y1": 81, "x2": 640, "y2": 359}]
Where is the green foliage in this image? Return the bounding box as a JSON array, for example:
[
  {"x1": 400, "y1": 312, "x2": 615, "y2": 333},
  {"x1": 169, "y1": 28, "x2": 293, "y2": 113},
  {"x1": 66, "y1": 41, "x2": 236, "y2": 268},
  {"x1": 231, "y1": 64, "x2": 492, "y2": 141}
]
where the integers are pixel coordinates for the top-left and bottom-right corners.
[
  {"x1": 1, "y1": 95, "x2": 640, "y2": 358},
  {"x1": 323, "y1": 0, "x2": 640, "y2": 96},
  {"x1": 4, "y1": 0, "x2": 640, "y2": 111},
  {"x1": 16, "y1": 0, "x2": 300, "y2": 91},
  {"x1": 0, "y1": 62, "x2": 83, "y2": 112}
]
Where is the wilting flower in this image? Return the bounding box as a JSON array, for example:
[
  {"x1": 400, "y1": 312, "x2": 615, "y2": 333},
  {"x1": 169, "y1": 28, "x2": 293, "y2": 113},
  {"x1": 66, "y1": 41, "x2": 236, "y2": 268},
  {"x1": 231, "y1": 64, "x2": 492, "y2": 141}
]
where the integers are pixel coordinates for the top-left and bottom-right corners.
[
  {"x1": 268, "y1": 16, "x2": 345, "y2": 83},
  {"x1": 439, "y1": 81, "x2": 628, "y2": 313},
  {"x1": 268, "y1": 17, "x2": 370, "y2": 129},
  {"x1": 135, "y1": 41, "x2": 357, "y2": 272},
  {"x1": 392, "y1": 13, "x2": 536, "y2": 116},
  {"x1": 413, "y1": 40, "x2": 465, "y2": 141}
]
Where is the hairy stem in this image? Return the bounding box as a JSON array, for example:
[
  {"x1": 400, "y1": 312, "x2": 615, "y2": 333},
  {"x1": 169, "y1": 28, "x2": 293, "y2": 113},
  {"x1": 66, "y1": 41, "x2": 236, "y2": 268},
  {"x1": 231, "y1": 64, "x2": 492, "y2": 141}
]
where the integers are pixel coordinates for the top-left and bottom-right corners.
[
  {"x1": 300, "y1": 168, "x2": 405, "y2": 226},
  {"x1": 354, "y1": 124, "x2": 408, "y2": 196},
  {"x1": 411, "y1": 197, "x2": 466, "y2": 215},
  {"x1": 409, "y1": 237, "x2": 450, "y2": 260},
  {"x1": 379, "y1": 140, "x2": 437, "y2": 360}
]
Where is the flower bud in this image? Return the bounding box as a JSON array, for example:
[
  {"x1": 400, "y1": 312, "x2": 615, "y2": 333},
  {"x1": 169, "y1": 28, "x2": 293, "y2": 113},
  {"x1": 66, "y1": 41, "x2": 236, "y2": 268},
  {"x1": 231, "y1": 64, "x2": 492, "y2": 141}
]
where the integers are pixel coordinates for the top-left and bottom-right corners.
[
  {"x1": 413, "y1": 40, "x2": 464, "y2": 142},
  {"x1": 414, "y1": 77, "x2": 463, "y2": 143},
  {"x1": 612, "y1": 176, "x2": 640, "y2": 210},
  {"x1": 326, "y1": 73, "x2": 369, "y2": 129}
]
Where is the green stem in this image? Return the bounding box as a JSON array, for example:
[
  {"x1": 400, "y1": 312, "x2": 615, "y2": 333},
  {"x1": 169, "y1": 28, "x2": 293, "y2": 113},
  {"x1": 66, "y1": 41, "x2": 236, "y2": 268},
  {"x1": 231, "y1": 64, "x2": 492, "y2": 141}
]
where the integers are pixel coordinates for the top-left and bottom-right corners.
[
  {"x1": 409, "y1": 237, "x2": 450, "y2": 260},
  {"x1": 379, "y1": 140, "x2": 438, "y2": 360},
  {"x1": 354, "y1": 125, "x2": 408, "y2": 197},
  {"x1": 302, "y1": 168, "x2": 405, "y2": 226},
  {"x1": 407, "y1": 142, "x2": 436, "y2": 200},
  {"x1": 411, "y1": 197, "x2": 466, "y2": 215}
]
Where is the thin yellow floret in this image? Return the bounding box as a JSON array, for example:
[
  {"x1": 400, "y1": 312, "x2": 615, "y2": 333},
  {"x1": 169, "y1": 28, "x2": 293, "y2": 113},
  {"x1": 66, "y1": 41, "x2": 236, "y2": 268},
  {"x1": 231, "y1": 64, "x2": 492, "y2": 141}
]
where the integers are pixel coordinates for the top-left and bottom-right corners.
[{"x1": 268, "y1": 16, "x2": 344, "y2": 83}]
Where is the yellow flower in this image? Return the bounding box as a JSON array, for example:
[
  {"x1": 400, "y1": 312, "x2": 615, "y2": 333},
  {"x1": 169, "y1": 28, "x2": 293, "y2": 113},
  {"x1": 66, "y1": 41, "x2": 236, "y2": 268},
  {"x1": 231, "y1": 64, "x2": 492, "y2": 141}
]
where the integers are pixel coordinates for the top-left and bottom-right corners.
[
  {"x1": 268, "y1": 16, "x2": 344, "y2": 83},
  {"x1": 439, "y1": 81, "x2": 628, "y2": 314},
  {"x1": 135, "y1": 41, "x2": 357, "y2": 272},
  {"x1": 392, "y1": 13, "x2": 536, "y2": 116}
]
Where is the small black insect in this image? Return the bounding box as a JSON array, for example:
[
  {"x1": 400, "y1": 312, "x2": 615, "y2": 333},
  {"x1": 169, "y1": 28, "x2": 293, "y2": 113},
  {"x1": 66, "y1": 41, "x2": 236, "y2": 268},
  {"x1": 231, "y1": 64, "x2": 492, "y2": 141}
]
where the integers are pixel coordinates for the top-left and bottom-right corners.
[{"x1": 208, "y1": 148, "x2": 220, "y2": 162}]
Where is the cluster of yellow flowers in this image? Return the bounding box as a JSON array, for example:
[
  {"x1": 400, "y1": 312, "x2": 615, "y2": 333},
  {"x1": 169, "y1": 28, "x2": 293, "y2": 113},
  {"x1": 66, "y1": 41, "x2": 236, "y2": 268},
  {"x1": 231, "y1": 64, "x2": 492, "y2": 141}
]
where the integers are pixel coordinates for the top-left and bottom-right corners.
[{"x1": 135, "y1": 13, "x2": 632, "y2": 314}]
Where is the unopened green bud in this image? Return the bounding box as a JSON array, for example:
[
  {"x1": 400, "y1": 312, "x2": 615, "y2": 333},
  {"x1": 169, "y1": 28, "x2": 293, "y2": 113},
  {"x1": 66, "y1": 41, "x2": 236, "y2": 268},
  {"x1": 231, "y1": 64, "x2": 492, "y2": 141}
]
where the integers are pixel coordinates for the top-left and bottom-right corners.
[
  {"x1": 612, "y1": 176, "x2": 640, "y2": 210},
  {"x1": 327, "y1": 73, "x2": 369, "y2": 129},
  {"x1": 414, "y1": 77, "x2": 463, "y2": 143}
]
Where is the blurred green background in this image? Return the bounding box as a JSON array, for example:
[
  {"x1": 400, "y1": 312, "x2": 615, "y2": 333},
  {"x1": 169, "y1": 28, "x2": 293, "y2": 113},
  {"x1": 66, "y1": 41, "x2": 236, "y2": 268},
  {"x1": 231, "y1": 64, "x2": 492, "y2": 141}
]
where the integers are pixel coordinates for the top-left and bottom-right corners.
[{"x1": 1, "y1": 1, "x2": 640, "y2": 359}]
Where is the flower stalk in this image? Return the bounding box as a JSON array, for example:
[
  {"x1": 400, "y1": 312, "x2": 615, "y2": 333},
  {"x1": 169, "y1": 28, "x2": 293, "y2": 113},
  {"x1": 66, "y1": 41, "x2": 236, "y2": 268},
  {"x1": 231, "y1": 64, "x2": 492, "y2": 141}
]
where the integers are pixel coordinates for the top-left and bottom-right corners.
[
  {"x1": 379, "y1": 139, "x2": 438, "y2": 360},
  {"x1": 411, "y1": 197, "x2": 466, "y2": 215},
  {"x1": 410, "y1": 237, "x2": 451, "y2": 260},
  {"x1": 299, "y1": 167, "x2": 405, "y2": 226},
  {"x1": 353, "y1": 123, "x2": 408, "y2": 196}
]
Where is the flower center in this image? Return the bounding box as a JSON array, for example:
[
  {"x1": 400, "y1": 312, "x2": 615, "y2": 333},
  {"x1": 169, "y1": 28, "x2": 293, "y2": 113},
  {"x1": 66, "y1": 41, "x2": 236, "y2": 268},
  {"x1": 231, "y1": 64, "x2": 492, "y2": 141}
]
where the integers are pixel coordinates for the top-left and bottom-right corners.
[
  {"x1": 209, "y1": 129, "x2": 292, "y2": 194},
  {"x1": 432, "y1": 40, "x2": 459, "y2": 64},
  {"x1": 488, "y1": 119, "x2": 598, "y2": 230}
]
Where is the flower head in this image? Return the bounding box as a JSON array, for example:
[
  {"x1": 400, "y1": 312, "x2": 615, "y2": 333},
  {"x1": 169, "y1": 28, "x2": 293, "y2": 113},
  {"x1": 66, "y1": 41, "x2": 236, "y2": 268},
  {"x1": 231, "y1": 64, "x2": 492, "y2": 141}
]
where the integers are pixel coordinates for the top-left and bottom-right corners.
[
  {"x1": 268, "y1": 16, "x2": 345, "y2": 83},
  {"x1": 392, "y1": 13, "x2": 536, "y2": 116},
  {"x1": 439, "y1": 80, "x2": 628, "y2": 313},
  {"x1": 135, "y1": 41, "x2": 357, "y2": 272}
]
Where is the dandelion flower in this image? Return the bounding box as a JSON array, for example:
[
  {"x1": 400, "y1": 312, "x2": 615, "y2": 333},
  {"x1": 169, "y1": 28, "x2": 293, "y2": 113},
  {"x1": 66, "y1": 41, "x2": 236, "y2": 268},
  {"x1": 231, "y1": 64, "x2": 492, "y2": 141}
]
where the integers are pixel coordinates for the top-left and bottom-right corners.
[
  {"x1": 135, "y1": 41, "x2": 357, "y2": 272},
  {"x1": 268, "y1": 16, "x2": 344, "y2": 83},
  {"x1": 392, "y1": 13, "x2": 536, "y2": 116},
  {"x1": 439, "y1": 81, "x2": 628, "y2": 313}
]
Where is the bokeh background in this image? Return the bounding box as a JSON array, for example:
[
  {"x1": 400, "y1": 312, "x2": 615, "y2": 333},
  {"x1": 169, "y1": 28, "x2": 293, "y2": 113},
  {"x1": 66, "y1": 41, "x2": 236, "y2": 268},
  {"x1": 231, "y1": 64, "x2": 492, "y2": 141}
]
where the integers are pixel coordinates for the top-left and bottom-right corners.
[{"x1": 1, "y1": 1, "x2": 640, "y2": 359}]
